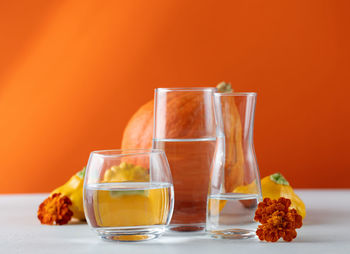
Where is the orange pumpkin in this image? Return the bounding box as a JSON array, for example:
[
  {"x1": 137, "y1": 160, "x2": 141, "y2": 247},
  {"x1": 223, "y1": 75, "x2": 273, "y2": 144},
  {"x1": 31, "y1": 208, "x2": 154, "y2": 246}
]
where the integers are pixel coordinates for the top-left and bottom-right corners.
[
  {"x1": 122, "y1": 100, "x2": 154, "y2": 150},
  {"x1": 121, "y1": 83, "x2": 244, "y2": 193},
  {"x1": 219, "y1": 93, "x2": 245, "y2": 192},
  {"x1": 122, "y1": 88, "x2": 217, "y2": 148}
]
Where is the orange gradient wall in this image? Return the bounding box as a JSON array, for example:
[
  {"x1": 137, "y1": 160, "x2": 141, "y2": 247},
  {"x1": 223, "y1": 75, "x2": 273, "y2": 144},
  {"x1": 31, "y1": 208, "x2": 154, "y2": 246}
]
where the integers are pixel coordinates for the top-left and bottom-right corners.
[{"x1": 1, "y1": 1, "x2": 349, "y2": 193}]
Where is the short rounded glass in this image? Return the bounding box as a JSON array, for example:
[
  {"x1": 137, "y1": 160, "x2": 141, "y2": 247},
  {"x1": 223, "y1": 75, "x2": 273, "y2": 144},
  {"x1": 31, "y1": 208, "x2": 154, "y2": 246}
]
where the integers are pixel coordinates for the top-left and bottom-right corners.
[{"x1": 83, "y1": 149, "x2": 174, "y2": 242}]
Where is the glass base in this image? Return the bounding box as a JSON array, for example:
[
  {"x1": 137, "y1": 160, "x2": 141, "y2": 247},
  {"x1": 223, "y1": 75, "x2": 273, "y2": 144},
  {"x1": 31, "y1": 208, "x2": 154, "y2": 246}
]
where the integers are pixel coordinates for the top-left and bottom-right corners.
[
  {"x1": 169, "y1": 223, "x2": 205, "y2": 232},
  {"x1": 95, "y1": 226, "x2": 165, "y2": 242},
  {"x1": 209, "y1": 229, "x2": 256, "y2": 239}
]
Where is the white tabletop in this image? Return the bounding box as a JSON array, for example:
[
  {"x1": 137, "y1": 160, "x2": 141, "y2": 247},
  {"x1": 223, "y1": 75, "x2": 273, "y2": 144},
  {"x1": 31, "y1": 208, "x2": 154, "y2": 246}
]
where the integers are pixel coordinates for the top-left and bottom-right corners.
[{"x1": 1, "y1": 190, "x2": 350, "y2": 254}]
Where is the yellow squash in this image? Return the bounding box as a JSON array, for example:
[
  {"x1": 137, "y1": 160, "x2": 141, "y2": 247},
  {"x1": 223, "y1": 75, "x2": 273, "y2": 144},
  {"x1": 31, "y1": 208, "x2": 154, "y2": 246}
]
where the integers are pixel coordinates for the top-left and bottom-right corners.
[
  {"x1": 51, "y1": 167, "x2": 85, "y2": 220},
  {"x1": 96, "y1": 162, "x2": 169, "y2": 227},
  {"x1": 95, "y1": 186, "x2": 168, "y2": 227},
  {"x1": 262, "y1": 173, "x2": 306, "y2": 218},
  {"x1": 234, "y1": 173, "x2": 306, "y2": 218},
  {"x1": 103, "y1": 162, "x2": 149, "y2": 182}
]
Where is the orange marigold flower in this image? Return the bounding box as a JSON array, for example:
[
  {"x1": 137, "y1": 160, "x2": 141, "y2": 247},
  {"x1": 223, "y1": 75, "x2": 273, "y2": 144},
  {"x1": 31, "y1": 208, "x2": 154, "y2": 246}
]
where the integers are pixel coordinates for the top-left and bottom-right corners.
[
  {"x1": 254, "y1": 197, "x2": 303, "y2": 242},
  {"x1": 37, "y1": 193, "x2": 73, "y2": 225}
]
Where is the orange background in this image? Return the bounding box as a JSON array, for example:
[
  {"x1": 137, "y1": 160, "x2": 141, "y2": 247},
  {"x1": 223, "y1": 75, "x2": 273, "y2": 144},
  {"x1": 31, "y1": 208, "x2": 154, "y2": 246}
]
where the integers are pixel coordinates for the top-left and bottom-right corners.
[{"x1": 1, "y1": 0, "x2": 349, "y2": 193}]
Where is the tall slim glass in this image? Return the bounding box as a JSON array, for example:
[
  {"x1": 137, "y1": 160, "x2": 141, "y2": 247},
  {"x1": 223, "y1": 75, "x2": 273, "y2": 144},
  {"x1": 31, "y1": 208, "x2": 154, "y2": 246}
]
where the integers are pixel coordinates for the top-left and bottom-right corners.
[
  {"x1": 206, "y1": 93, "x2": 262, "y2": 239},
  {"x1": 153, "y1": 87, "x2": 216, "y2": 232}
]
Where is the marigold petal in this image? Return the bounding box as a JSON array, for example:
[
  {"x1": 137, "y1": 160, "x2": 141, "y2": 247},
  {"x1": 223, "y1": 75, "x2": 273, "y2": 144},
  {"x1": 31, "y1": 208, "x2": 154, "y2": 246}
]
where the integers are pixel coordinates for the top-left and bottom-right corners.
[
  {"x1": 254, "y1": 197, "x2": 303, "y2": 242},
  {"x1": 37, "y1": 193, "x2": 73, "y2": 225}
]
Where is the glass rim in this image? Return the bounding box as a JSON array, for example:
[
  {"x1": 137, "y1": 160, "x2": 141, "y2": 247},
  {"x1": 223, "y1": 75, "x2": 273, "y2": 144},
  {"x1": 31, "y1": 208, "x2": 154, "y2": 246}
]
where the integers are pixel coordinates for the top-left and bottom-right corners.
[
  {"x1": 214, "y1": 92, "x2": 257, "y2": 97},
  {"x1": 90, "y1": 149, "x2": 164, "y2": 157},
  {"x1": 155, "y1": 87, "x2": 216, "y2": 92}
]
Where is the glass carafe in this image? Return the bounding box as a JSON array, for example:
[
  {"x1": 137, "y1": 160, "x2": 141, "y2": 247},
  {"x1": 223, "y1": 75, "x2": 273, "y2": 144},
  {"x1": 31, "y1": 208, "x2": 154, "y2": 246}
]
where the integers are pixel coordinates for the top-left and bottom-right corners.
[{"x1": 207, "y1": 92, "x2": 262, "y2": 239}]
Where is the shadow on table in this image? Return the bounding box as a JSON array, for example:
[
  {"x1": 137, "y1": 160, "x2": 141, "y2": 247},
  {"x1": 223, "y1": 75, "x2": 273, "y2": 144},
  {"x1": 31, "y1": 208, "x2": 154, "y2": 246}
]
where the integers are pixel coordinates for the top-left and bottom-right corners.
[
  {"x1": 68, "y1": 219, "x2": 87, "y2": 225},
  {"x1": 139, "y1": 235, "x2": 324, "y2": 245},
  {"x1": 137, "y1": 232, "x2": 261, "y2": 246}
]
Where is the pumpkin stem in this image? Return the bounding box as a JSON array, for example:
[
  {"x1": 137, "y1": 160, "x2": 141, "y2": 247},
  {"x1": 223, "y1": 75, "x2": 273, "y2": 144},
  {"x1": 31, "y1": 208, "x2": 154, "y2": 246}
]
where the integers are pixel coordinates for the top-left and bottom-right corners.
[
  {"x1": 217, "y1": 81, "x2": 233, "y2": 93},
  {"x1": 270, "y1": 173, "x2": 290, "y2": 185}
]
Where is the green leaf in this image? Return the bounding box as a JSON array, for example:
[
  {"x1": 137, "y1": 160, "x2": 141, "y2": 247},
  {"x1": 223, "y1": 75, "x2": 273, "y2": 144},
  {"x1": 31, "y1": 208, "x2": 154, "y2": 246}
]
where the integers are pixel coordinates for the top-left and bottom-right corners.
[
  {"x1": 270, "y1": 173, "x2": 289, "y2": 185},
  {"x1": 77, "y1": 167, "x2": 86, "y2": 179}
]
